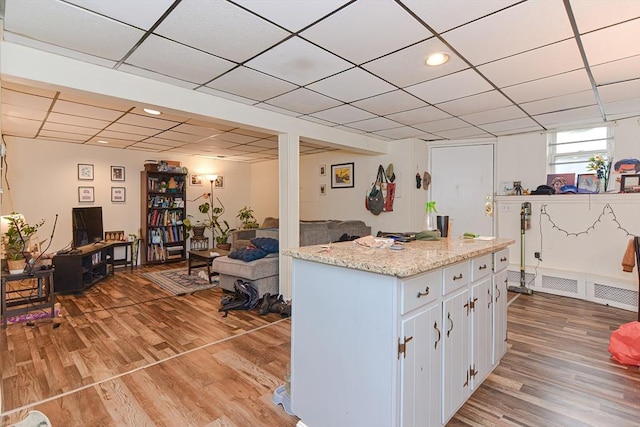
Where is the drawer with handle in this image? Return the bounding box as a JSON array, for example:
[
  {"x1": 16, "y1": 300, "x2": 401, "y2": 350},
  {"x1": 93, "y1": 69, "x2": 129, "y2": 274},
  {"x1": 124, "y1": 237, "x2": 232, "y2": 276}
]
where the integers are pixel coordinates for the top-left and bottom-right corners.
[
  {"x1": 401, "y1": 270, "x2": 441, "y2": 315},
  {"x1": 471, "y1": 253, "x2": 492, "y2": 281},
  {"x1": 443, "y1": 260, "x2": 469, "y2": 295},
  {"x1": 493, "y1": 248, "x2": 509, "y2": 272}
]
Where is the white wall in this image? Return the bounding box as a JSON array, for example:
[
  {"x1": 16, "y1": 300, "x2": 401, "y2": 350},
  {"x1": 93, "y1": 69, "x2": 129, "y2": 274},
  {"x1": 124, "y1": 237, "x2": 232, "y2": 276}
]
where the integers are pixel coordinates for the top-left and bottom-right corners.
[
  {"x1": 295, "y1": 138, "x2": 429, "y2": 235},
  {"x1": 1, "y1": 137, "x2": 252, "y2": 253}
]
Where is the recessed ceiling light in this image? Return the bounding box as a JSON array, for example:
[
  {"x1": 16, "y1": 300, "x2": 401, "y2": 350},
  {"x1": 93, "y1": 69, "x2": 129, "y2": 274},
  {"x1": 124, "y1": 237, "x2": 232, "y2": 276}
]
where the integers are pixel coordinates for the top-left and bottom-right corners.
[
  {"x1": 97, "y1": 140, "x2": 109, "y2": 144},
  {"x1": 143, "y1": 108, "x2": 161, "y2": 115},
  {"x1": 426, "y1": 52, "x2": 450, "y2": 66}
]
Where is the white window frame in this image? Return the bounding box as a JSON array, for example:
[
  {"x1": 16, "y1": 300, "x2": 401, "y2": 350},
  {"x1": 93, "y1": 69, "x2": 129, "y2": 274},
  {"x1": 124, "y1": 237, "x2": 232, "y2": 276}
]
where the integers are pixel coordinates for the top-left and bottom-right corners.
[{"x1": 547, "y1": 125, "x2": 614, "y2": 175}]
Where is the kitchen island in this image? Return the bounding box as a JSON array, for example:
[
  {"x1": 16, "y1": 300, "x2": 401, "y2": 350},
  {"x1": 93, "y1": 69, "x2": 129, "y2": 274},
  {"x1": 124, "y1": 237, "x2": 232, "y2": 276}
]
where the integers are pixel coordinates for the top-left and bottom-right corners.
[{"x1": 284, "y1": 237, "x2": 514, "y2": 427}]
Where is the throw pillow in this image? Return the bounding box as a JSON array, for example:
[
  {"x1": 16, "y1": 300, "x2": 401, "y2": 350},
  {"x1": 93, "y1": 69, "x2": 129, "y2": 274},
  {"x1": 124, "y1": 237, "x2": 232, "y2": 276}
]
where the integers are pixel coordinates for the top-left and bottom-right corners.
[
  {"x1": 250, "y1": 237, "x2": 279, "y2": 254},
  {"x1": 229, "y1": 247, "x2": 268, "y2": 262}
]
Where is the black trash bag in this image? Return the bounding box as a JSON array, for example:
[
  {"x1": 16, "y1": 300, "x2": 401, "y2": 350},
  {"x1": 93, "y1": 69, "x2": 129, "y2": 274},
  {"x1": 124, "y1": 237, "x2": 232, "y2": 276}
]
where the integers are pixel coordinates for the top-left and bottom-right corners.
[{"x1": 219, "y1": 280, "x2": 260, "y2": 317}]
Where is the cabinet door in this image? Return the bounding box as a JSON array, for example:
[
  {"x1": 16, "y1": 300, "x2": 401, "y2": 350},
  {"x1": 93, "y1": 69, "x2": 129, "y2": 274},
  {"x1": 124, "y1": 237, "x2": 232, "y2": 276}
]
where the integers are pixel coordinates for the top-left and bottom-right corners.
[
  {"x1": 471, "y1": 277, "x2": 492, "y2": 388},
  {"x1": 400, "y1": 303, "x2": 442, "y2": 427},
  {"x1": 492, "y1": 269, "x2": 508, "y2": 364},
  {"x1": 442, "y1": 287, "x2": 470, "y2": 424}
]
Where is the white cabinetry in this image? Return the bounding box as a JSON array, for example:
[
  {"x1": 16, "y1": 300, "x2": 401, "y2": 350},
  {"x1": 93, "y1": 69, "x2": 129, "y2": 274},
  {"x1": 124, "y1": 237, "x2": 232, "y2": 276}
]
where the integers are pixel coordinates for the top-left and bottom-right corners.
[
  {"x1": 290, "y1": 247, "x2": 511, "y2": 427},
  {"x1": 400, "y1": 270, "x2": 442, "y2": 427},
  {"x1": 470, "y1": 254, "x2": 493, "y2": 389},
  {"x1": 492, "y1": 248, "x2": 509, "y2": 363},
  {"x1": 441, "y1": 260, "x2": 470, "y2": 423}
]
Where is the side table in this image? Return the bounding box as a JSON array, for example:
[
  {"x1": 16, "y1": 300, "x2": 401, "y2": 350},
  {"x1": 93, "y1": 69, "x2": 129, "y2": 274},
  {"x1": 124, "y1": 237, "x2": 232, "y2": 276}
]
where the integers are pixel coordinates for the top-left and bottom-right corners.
[
  {"x1": 110, "y1": 240, "x2": 139, "y2": 270},
  {"x1": 1, "y1": 268, "x2": 55, "y2": 328}
]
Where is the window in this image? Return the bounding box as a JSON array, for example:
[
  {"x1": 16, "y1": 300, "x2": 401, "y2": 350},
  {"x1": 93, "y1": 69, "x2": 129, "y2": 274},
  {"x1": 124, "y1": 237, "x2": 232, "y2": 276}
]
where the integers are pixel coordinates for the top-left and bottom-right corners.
[{"x1": 547, "y1": 126, "x2": 614, "y2": 175}]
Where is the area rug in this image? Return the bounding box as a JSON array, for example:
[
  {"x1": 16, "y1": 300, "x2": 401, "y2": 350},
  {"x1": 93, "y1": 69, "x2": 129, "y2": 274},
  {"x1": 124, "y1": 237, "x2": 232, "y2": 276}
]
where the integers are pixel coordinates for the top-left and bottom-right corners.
[{"x1": 143, "y1": 268, "x2": 217, "y2": 295}]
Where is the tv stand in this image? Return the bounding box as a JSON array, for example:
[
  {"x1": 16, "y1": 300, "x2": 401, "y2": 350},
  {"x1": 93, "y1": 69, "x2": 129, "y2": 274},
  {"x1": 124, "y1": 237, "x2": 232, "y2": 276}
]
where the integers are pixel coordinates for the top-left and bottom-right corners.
[{"x1": 53, "y1": 243, "x2": 115, "y2": 294}]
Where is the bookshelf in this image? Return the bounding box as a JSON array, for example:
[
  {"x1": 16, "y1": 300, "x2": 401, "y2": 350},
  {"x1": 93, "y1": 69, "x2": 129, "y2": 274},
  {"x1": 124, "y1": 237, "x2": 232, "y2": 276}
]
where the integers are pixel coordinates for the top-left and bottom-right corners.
[{"x1": 140, "y1": 169, "x2": 187, "y2": 264}]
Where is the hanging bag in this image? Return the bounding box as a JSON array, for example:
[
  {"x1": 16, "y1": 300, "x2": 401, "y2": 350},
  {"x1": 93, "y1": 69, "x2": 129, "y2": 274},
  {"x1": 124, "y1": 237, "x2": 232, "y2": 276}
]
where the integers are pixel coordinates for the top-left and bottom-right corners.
[{"x1": 366, "y1": 165, "x2": 386, "y2": 215}]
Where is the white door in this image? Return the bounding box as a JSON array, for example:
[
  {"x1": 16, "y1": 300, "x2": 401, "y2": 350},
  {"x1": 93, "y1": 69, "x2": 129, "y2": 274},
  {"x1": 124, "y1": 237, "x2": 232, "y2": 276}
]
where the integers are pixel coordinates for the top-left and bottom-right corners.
[
  {"x1": 429, "y1": 144, "x2": 494, "y2": 237},
  {"x1": 401, "y1": 303, "x2": 442, "y2": 427}
]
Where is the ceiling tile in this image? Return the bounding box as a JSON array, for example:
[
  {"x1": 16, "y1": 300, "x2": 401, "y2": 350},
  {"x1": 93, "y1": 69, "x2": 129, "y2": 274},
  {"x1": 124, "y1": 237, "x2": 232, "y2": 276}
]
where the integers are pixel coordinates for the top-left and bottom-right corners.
[
  {"x1": 581, "y1": 20, "x2": 640, "y2": 66},
  {"x1": 95, "y1": 130, "x2": 145, "y2": 142},
  {"x1": 234, "y1": 0, "x2": 350, "y2": 32},
  {"x1": 52, "y1": 100, "x2": 124, "y2": 121},
  {"x1": 307, "y1": 68, "x2": 396, "y2": 103},
  {"x1": 502, "y1": 69, "x2": 592, "y2": 103},
  {"x1": 206, "y1": 66, "x2": 298, "y2": 101},
  {"x1": 105, "y1": 123, "x2": 161, "y2": 137},
  {"x1": 126, "y1": 35, "x2": 236, "y2": 85},
  {"x1": 152, "y1": 130, "x2": 203, "y2": 143},
  {"x1": 406, "y1": 69, "x2": 493, "y2": 104},
  {"x1": 86, "y1": 137, "x2": 136, "y2": 148},
  {"x1": 265, "y1": 88, "x2": 342, "y2": 115},
  {"x1": 436, "y1": 90, "x2": 513, "y2": 116},
  {"x1": 196, "y1": 86, "x2": 258, "y2": 104},
  {"x1": 570, "y1": 0, "x2": 640, "y2": 34},
  {"x1": 1, "y1": 104, "x2": 48, "y2": 121},
  {"x1": 1, "y1": 88, "x2": 53, "y2": 111},
  {"x1": 352, "y1": 90, "x2": 426, "y2": 116},
  {"x1": 66, "y1": 0, "x2": 175, "y2": 30},
  {"x1": 169, "y1": 123, "x2": 223, "y2": 137},
  {"x1": 363, "y1": 38, "x2": 468, "y2": 88},
  {"x1": 598, "y1": 79, "x2": 640, "y2": 104},
  {"x1": 1, "y1": 117, "x2": 40, "y2": 138},
  {"x1": 42, "y1": 122, "x2": 96, "y2": 136},
  {"x1": 402, "y1": 0, "x2": 520, "y2": 33},
  {"x1": 346, "y1": 117, "x2": 402, "y2": 132},
  {"x1": 39, "y1": 129, "x2": 89, "y2": 142},
  {"x1": 519, "y1": 90, "x2": 597, "y2": 116},
  {"x1": 433, "y1": 127, "x2": 492, "y2": 139},
  {"x1": 300, "y1": 0, "x2": 432, "y2": 65},
  {"x1": 478, "y1": 40, "x2": 584, "y2": 88},
  {"x1": 155, "y1": 0, "x2": 289, "y2": 63},
  {"x1": 249, "y1": 139, "x2": 279, "y2": 149},
  {"x1": 118, "y1": 64, "x2": 200, "y2": 89},
  {"x1": 46, "y1": 112, "x2": 111, "y2": 130},
  {"x1": 142, "y1": 137, "x2": 189, "y2": 148},
  {"x1": 374, "y1": 126, "x2": 428, "y2": 140},
  {"x1": 443, "y1": 0, "x2": 573, "y2": 65},
  {"x1": 245, "y1": 37, "x2": 353, "y2": 86},
  {"x1": 385, "y1": 106, "x2": 451, "y2": 125},
  {"x1": 119, "y1": 113, "x2": 181, "y2": 130},
  {"x1": 254, "y1": 102, "x2": 300, "y2": 116},
  {"x1": 309, "y1": 104, "x2": 376, "y2": 124},
  {"x1": 4, "y1": 0, "x2": 144, "y2": 61},
  {"x1": 215, "y1": 133, "x2": 261, "y2": 144},
  {"x1": 413, "y1": 117, "x2": 470, "y2": 133},
  {"x1": 591, "y1": 56, "x2": 640, "y2": 86},
  {"x1": 460, "y1": 105, "x2": 526, "y2": 126},
  {"x1": 534, "y1": 105, "x2": 603, "y2": 127},
  {"x1": 2, "y1": 81, "x2": 57, "y2": 98},
  {"x1": 479, "y1": 117, "x2": 541, "y2": 134},
  {"x1": 603, "y1": 98, "x2": 640, "y2": 118}
]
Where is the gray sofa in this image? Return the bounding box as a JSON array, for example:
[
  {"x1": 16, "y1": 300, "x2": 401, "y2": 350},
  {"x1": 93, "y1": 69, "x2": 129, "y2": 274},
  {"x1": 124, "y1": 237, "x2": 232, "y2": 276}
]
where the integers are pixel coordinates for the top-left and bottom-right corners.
[{"x1": 231, "y1": 217, "x2": 371, "y2": 251}]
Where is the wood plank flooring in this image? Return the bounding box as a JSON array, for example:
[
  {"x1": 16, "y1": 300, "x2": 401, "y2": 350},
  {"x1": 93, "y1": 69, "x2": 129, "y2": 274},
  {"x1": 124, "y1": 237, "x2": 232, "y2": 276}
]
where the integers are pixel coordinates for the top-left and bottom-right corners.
[{"x1": 1, "y1": 263, "x2": 638, "y2": 426}]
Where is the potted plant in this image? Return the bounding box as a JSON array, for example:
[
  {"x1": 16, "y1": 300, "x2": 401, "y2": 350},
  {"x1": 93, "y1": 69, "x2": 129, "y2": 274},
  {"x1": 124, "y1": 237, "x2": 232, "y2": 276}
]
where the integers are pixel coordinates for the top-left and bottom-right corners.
[
  {"x1": 214, "y1": 219, "x2": 235, "y2": 251},
  {"x1": 3, "y1": 214, "x2": 45, "y2": 274},
  {"x1": 236, "y1": 206, "x2": 259, "y2": 230}
]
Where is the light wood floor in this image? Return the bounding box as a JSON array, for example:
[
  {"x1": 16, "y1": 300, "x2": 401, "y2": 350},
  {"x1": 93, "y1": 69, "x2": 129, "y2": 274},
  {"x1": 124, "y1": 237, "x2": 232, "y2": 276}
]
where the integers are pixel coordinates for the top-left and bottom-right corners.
[{"x1": 1, "y1": 263, "x2": 638, "y2": 426}]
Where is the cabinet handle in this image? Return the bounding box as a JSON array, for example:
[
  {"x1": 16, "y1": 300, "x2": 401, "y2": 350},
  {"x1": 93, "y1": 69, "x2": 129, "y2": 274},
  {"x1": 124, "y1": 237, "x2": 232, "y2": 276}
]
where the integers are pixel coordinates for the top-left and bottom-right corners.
[
  {"x1": 447, "y1": 312, "x2": 454, "y2": 337},
  {"x1": 495, "y1": 283, "x2": 501, "y2": 302},
  {"x1": 417, "y1": 286, "x2": 430, "y2": 298},
  {"x1": 463, "y1": 370, "x2": 469, "y2": 388},
  {"x1": 478, "y1": 264, "x2": 487, "y2": 270},
  {"x1": 452, "y1": 273, "x2": 463, "y2": 281},
  {"x1": 434, "y1": 321, "x2": 441, "y2": 349},
  {"x1": 500, "y1": 257, "x2": 507, "y2": 262},
  {"x1": 487, "y1": 288, "x2": 492, "y2": 309}
]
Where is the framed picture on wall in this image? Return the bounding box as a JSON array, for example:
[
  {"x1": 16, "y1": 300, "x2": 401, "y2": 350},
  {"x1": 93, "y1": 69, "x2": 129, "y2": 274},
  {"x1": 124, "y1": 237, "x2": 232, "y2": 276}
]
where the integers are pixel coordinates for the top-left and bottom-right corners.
[
  {"x1": 546, "y1": 173, "x2": 575, "y2": 194},
  {"x1": 320, "y1": 184, "x2": 326, "y2": 196},
  {"x1": 111, "y1": 166, "x2": 125, "y2": 181},
  {"x1": 214, "y1": 176, "x2": 224, "y2": 189},
  {"x1": 331, "y1": 162, "x2": 354, "y2": 188},
  {"x1": 78, "y1": 186, "x2": 94, "y2": 202},
  {"x1": 78, "y1": 163, "x2": 94, "y2": 180},
  {"x1": 190, "y1": 175, "x2": 203, "y2": 186},
  {"x1": 111, "y1": 187, "x2": 126, "y2": 202},
  {"x1": 577, "y1": 174, "x2": 598, "y2": 193},
  {"x1": 319, "y1": 164, "x2": 326, "y2": 176}
]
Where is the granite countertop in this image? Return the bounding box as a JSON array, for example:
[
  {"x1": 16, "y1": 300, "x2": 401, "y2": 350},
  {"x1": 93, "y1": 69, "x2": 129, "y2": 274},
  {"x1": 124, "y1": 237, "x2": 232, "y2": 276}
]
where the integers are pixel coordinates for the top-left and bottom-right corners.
[{"x1": 283, "y1": 237, "x2": 515, "y2": 278}]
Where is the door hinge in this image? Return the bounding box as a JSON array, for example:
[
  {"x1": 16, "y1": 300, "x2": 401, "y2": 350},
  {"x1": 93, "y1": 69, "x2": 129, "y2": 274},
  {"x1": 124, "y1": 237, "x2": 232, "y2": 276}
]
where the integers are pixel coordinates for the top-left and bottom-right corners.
[
  {"x1": 470, "y1": 364, "x2": 478, "y2": 378},
  {"x1": 398, "y1": 336, "x2": 413, "y2": 359}
]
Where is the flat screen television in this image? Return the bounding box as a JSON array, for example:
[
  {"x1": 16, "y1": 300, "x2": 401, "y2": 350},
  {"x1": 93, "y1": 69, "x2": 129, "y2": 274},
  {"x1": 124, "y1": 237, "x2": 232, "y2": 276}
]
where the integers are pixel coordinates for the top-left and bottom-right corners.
[{"x1": 72, "y1": 207, "x2": 104, "y2": 248}]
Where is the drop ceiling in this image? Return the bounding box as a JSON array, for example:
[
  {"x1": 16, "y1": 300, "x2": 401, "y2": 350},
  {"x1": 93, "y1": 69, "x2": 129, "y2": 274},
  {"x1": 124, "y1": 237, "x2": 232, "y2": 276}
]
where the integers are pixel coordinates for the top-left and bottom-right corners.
[{"x1": 1, "y1": 0, "x2": 639, "y2": 163}]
